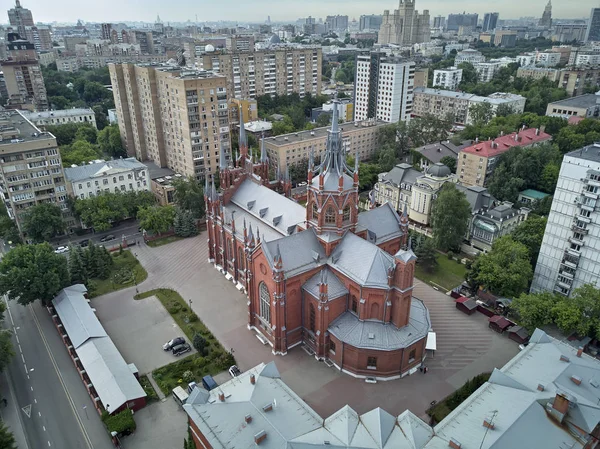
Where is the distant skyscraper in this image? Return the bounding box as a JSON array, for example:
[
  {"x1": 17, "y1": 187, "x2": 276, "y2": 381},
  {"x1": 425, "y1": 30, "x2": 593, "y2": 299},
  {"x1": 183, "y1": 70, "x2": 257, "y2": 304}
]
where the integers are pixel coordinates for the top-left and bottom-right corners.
[
  {"x1": 325, "y1": 15, "x2": 349, "y2": 33},
  {"x1": 7, "y1": 0, "x2": 34, "y2": 38},
  {"x1": 101, "y1": 23, "x2": 112, "y2": 40},
  {"x1": 539, "y1": 0, "x2": 552, "y2": 28},
  {"x1": 433, "y1": 16, "x2": 446, "y2": 30},
  {"x1": 446, "y1": 13, "x2": 478, "y2": 32},
  {"x1": 359, "y1": 14, "x2": 383, "y2": 31},
  {"x1": 378, "y1": 0, "x2": 431, "y2": 45},
  {"x1": 483, "y1": 13, "x2": 499, "y2": 32},
  {"x1": 586, "y1": 8, "x2": 600, "y2": 42}
]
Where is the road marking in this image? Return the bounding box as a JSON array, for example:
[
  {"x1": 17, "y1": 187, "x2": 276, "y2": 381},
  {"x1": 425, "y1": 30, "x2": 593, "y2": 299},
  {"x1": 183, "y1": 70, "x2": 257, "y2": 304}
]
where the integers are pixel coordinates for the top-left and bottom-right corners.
[
  {"x1": 21, "y1": 354, "x2": 25, "y2": 363},
  {"x1": 34, "y1": 399, "x2": 37, "y2": 404},
  {"x1": 15, "y1": 335, "x2": 19, "y2": 344},
  {"x1": 21, "y1": 404, "x2": 31, "y2": 418},
  {"x1": 48, "y1": 441, "x2": 51, "y2": 446},
  {"x1": 30, "y1": 386, "x2": 33, "y2": 391},
  {"x1": 43, "y1": 426, "x2": 46, "y2": 431},
  {"x1": 18, "y1": 345, "x2": 22, "y2": 354},
  {"x1": 29, "y1": 305, "x2": 94, "y2": 449},
  {"x1": 38, "y1": 411, "x2": 41, "y2": 417}
]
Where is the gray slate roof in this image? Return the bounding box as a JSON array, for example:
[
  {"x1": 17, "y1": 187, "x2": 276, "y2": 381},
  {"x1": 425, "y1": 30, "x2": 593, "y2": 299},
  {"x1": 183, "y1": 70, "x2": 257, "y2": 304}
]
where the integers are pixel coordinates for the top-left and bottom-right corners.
[
  {"x1": 327, "y1": 298, "x2": 430, "y2": 351},
  {"x1": 303, "y1": 268, "x2": 349, "y2": 300},
  {"x1": 414, "y1": 141, "x2": 470, "y2": 165},
  {"x1": 263, "y1": 229, "x2": 326, "y2": 278},
  {"x1": 231, "y1": 179, "x2": 306, "y2": 237},
  {"x1": 549, "y1": 93, "x2": 600, "y2": 109},
  {"x1": 455, "y1": 184, "x2": 496, "y2": 213},
  {"x1": 310, "y1": 171, "x2": 355, "y2": 191},
  {"x1": 358, "y1": 203, "x2": 403, "y2": 245},
  {"x1": 223, "y1": 203, "x2": 283, "y2": 243},
  {"x1": 52, "y1": 285, "x2": 146, "y2": 413},
  {"x1": 64, "y1": 157, "x2": 147, "y2": 182},
  {"x1": 379, "y1": 163, "x2": 421, "y2": 188},
  {"x1": 328, "y1": 232, "x2": 395, "y2": 288}
]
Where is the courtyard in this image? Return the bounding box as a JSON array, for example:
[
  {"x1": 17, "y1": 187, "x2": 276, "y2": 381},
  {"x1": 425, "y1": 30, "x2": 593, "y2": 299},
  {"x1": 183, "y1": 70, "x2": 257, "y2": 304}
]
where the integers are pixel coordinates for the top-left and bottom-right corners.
[{"x1": 92, "y1": 234, "x2": 519, "y2": 422}]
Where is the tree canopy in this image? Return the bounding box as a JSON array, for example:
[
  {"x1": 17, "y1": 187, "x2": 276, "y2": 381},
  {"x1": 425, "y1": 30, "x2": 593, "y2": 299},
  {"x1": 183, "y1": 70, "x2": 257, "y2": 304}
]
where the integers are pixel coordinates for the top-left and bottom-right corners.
[
  {"x1": 511, "y1": 216, "x2": 547, "y2": 267},
  {"x1": 468, "y1": 236, "x2": 533, "y2": 297},
  {"x1": 0, "y1": 422, "x2": 17, "y2": 449},
  {"x1": 431, "y1": 184, "x2": 472, "y2": 252},
  {"x1": 0, "y1": 243, "x2": 70, "y2": 305},
  {"x1": 73, "y1": 191, "x2": 155, "y2": 231},
  {"x1": 21, "y1": 203, "x2": 66, "y2": 243},
  {"x1": 61, "y1": 139, "x2": 103, "y2": 167},
  {"x1": 97, "y1": 124, "x2": 127, "y2": 158},
  {"x1": 137, "y1": 205, "x2": 175, "y2": 235},
  {"x1": 0, "y1": 302, "x2": 14, "y2": 375},
  {"x1": 172, "y1": 177, "x2": 205, "y2": 219}
]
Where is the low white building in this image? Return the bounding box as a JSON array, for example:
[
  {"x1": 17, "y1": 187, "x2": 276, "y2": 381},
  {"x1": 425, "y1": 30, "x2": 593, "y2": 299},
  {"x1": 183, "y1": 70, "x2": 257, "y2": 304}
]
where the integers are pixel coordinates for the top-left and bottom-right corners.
[
  {"x1": 21, "y1": 108, "x2": 97, "y2": 129},
  {"x1": 474, "y1": 61, "x2": 502, "y2": 82},
  {"x1": 516, "y1": 54, "x2": 536, "y2": 66},
  {"x1": 64, "y1": 158, "x2": 150, "y2": 200},
  {"x1": 433, "y1": 67, "x2": 463, "y2": 90},
  {"x1": 536, "y1": 51, "x2": 561, "y2": 67},
  {"x1": 454, "y1": 49, "x2": 486, "y2": 65}
]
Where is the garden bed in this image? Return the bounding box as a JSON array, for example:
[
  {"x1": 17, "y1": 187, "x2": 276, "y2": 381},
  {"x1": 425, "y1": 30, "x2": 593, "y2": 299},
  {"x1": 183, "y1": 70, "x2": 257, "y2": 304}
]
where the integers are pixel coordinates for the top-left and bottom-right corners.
[
  {"x1": 135, "y1": 288, "x2": 235, "y2": 395},
  {"x1": 138, "y1": 375, "x2": 159, "y2": 404},
  {"x1": 89, "y1": 250, "x2": 148, "y2": 298}
]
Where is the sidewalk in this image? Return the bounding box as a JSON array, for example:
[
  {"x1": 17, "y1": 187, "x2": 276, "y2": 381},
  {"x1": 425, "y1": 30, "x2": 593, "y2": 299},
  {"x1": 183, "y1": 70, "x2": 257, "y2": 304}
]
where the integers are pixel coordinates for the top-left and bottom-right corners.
[{"x1": 0, "y1": 371, "x2": 29, "y2": 449}]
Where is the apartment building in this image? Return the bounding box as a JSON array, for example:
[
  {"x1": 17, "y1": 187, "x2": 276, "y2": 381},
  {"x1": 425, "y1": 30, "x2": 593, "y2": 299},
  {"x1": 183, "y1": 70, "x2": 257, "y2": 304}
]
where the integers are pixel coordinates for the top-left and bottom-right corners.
[
  {"x1": 558, "y1": 68, "x2": 600, "y2": 97},
  {"x1": 64, "y1": 158, "x2": 150, "y2": 199},
  {"x1": 263, "y1": 119, "x2": 387, "y2": 172},
  {"x1": 454, "y1": 49, "x2": 485, "y2": 65},
  {"x1": 457, "y1": 128, "x2": 552, "y2": 187},
  {"x1": 532, "y1": 144, "x2": 600, "y2": 296},
  {"x1": 354, "y1": 53, "x2": 415, "y2": 123},
  {"x1": 0, "y1": 110, "x2": 71, "y2": 234},
  {"x1": 433, "y1": 67, "x2": 462, "y2": 90},
  {"x1": 546, "y1": 94, "x2": 600, "y2": 119},
  {"x1": 22, "y1": 26, "x2": 52, "y2": 52},
  {"x1": 21, "y1": 108, "x2": 97, "y2": 129},
  {"x1": 516, "y1": 66, "x2": 560, "y2": 82},
  {"x1": 412, "y1": 88, "x2": 526, "y2": 125},
  {"x1": 195, "y1": 46, "x2": 322, "y2": 99},
  {"x1": 474, "y1": 61, "x2": 501, "y2": 82},
  {"x1": 55, "y1": 54, "x2": 170, "y2": 72},
  {"x1": 1, "y1": 36, "x2": 48, "y2": 111},
  {"x1": 109, "y1": 63, "x2": 231, "y2": 181},
  {"x1": 373, "y1": 162, "x2": 422, "y2": 213}
]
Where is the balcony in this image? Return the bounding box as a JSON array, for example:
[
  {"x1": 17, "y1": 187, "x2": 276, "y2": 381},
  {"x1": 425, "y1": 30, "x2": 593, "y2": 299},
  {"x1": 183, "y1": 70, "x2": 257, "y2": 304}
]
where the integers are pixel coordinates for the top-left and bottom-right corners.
[
  {"x1": 577, "y1": 214, "x2": 592, "y2": 223},
  {"x1": 569, "y1": 236, "x2": 585, "y2": 246},
  {"x1": 567, "y1": 247, "x2": 581, "y2": 257},
  {"x1": 571, "y1": 224, "x2": 589, "y2": 234},
  {"x1": 583, "y1": 190, "x2": 599, "y2": 200},
  {"x1": 583, "y1": 177, "x2": 600, "y2": 187}
]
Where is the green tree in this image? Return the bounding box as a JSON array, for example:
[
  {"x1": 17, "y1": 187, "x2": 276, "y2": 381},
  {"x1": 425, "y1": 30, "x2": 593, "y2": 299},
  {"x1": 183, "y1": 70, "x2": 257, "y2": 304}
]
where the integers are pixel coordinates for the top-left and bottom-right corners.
[
  {"x1": 93, "y1": 105, "x2": 109, "y2": 130},
  {"x1": 0, "y1": 421, "x2": 17, "y2": 449},
  {"x1": 316, "y1": 113, "x2": 332, "y2": 127},
  {"x1": 552, "y1": 300, "x2": 583, "y2": 335},
  {"x1": 137, "y1": 206, "x2": 175, "y2": 235},
  {"x1": 69, "y1": 247, "x2": 88, "y2": 285},
  {"x1": 511, "y1": 291, "x2": 559, "y2": 331},
  {"x1": 193, "y1": 334, "x2": 208, "y2": 355},
  {"x1": 61, "y1": 139, "x2": 102, "y2": 167},
  {"x1": 431, "y1": 184, "x2": 471, "y2": 252},
  {"x1": 97, "y1": 124, "x2": 126, "y2": 157},
  {"x1": 46, "y1": 123, "x2": 94, "y2": 146},
  {"x1": 174, "y1": 209, "x2": 198, "y2": 238},
  {"x1": 172, "y1": 177, "x2": 205, "y2": 218},
  {"x1": 0, "y1": 243, "x2": 70, "y2": 305},
  {"x1": 457, "y1": 62, "x2": 478, "y2": 86},
  {"x1": 21, "y1": 203, "x2": 66, "y2": 243},
  {"x1": 469, "y1": 236, "x2": 532, "y2": 297},
  {"x1": 0, "y1": 302, "x2": 14, "y2": 375},
  {"x1": 74, "y1": 125, "x2": 98, "y2": 144},
  {"x1": 414, "y1": 238, "x2": 438, "y2": 272},
  {"x1": 511, "y1": 216, "x2": 547, "y2": 267},
  {"x1": 496, "y1": 103, "x2": 516, "y2": 117},
  {"x1": 468, "y1": 102, "x2": 494, "y2": 128},
  {"x1": 0, "y1": 204, "x2": 21, "y2": 244},
  {"x1": 271, "y1": 116, "x2": 295, "y2": 136},
  {"x1": 440, "y1": 156, "x2": 457, "y2": 172}
]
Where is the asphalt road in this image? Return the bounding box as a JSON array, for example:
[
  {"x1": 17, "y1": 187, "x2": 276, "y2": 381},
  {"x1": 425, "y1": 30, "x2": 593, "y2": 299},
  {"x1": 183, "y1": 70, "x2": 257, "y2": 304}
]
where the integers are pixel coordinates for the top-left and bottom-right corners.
[
  {"x1": 3, "y1": 297, "x2": 114, "y2": 449},
  {"x1": 54, "y1": 219, "x2": 143, "y2": 249}
]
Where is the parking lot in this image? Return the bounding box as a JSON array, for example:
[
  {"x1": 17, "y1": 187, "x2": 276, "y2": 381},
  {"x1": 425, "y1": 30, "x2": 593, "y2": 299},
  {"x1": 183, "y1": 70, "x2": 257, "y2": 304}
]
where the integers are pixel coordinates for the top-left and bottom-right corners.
[{"x1": 91, "y1": 293, "x2": 195, "y2": 375}]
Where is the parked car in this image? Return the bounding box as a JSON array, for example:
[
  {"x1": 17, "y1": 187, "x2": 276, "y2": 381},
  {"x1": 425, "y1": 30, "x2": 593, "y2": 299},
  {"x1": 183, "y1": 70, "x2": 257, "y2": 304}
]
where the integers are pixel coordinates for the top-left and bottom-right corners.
[
  {"x1": 163, "y1": 337, "x2": 185, "y2": 351},
  {"x1": 54, "y1": 246, "x2": 69, "y2": 254},
  {"x1": 202, "y1": 375, "x2": 218, "y2": 391},
  {"x1": 100, "y1": 234, "x2": 115, "y2": 242},
  {"x1": 228, "y1": 365, "x2": 242, "y2": 378},
  {"x1": 79, "y1": 239, "x2": 89, "y2": 247},
  {"x1": 172, "y1": 343, "x2": 191, "y2": 357},
  {"x1": 187, "y1": 381, "x2": 197, "y2": 393}
]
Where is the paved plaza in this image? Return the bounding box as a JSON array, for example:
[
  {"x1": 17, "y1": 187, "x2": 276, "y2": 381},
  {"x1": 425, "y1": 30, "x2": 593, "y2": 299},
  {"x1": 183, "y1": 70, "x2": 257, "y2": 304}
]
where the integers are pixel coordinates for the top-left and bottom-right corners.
[{"x1": 95, "y1": 234, "x2": 519, "y2": 422}]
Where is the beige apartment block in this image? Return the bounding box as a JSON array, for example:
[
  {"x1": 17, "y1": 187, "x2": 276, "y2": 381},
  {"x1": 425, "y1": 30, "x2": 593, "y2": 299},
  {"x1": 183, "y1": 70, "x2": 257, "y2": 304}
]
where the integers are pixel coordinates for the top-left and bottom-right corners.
[
  {"x1": 0, "y1": 110, "x2": 73, "y2": 234},
  {"x1": 196, "y1": 47, "x2": 322, "y2": 99},
  {"x1": 263, "y1": 119, "x2": 387, "y2": 172},
  {"x1": 559, "y1": 68, "x2": 600, "y2": 97},
  {"x1": 516, "y1": 66, "x2": 560, "y2": 82},
  {"x1": 109, "y1": 63, "x2": 231, "y2": 181}
]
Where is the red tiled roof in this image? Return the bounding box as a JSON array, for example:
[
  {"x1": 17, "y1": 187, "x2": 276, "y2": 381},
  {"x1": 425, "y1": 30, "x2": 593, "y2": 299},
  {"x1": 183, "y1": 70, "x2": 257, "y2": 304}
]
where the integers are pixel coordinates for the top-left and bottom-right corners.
[
  {"x1": 568, "y1": 116, "x2": 584, "y2": 125},
  {"x1": 460, "y1": 128, "x2": 553, "y2": 158}
]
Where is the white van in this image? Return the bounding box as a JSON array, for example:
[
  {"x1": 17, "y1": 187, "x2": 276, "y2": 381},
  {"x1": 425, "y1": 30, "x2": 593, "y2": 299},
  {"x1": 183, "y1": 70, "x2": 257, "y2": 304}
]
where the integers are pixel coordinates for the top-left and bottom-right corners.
[{"x1": 172, "y1": 386, "x2": 189, "y2": 407}]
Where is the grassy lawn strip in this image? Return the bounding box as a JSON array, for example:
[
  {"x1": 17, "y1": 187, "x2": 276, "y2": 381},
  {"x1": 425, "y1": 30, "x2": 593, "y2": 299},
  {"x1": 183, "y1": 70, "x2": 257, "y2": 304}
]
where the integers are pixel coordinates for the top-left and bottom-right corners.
[
  {"x1": 89, "y1": 251, "x2": 148, "y2": 298},
  {"x1": 135, "y1": 288, "x2": 234, "y2": 395},
  {"x1": 146, "y1": 235, "x2": 184, "y2": 248},
  {"x1": 138, "y1": 375, "x2": 159, "y2": 403},
  {"x1": 427, "y1": 373, "x2": 491, "y2": 424},
  {"x1": 415, "y1": 254, "x2": 467, "y2": 291}
]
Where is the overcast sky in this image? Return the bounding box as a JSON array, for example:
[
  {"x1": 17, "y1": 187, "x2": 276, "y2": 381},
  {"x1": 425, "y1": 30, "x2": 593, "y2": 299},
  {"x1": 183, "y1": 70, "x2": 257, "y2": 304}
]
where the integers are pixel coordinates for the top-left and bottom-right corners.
[{"x1": 7, "y1": 0, "x2": 597, "y2": 24}]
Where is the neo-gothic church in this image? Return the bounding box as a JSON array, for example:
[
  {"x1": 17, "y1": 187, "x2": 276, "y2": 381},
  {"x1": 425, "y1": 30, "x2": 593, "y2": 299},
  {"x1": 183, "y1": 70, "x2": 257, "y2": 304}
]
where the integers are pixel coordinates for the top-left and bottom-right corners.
[{"x1": 205, "y1": 103, "x2": 431, "y2": 379}]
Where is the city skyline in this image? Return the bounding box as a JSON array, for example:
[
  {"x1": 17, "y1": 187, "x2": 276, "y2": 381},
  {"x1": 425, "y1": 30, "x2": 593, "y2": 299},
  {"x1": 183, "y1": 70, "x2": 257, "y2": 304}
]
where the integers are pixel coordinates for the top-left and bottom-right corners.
[{"x1": 3, "y1": 0, "x2": 596, "y2": 25}]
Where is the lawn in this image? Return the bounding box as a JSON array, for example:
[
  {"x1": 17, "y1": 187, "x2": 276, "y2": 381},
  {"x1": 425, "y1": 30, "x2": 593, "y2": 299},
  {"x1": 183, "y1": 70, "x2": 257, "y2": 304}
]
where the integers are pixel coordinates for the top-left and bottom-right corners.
[
  {"x1": 135, "y1": 288, "x2": 234, "y2": 395},
  {"x1": 89, "y1": 251, "x2": 148, "y2": 298},
  {"x1": 146, "y1": 235, "x2": 184, "y2": 248},
  {"x1": 428, "y1": 373, "x2": 491, "y2": 424},
  {"x1": 414, "y1": 253, "x2": 467, "y2": 291}
]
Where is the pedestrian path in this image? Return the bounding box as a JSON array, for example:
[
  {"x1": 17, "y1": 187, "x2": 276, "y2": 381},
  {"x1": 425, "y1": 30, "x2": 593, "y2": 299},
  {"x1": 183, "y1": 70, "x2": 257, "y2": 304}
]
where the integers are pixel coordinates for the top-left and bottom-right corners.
[{"x1": 147, "y1": 373, "x2": 166, "y2": 401}]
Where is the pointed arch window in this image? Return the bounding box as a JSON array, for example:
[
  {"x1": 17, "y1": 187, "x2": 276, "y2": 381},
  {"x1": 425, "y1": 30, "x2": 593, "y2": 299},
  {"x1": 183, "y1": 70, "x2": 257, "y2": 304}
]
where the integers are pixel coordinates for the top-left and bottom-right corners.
[
  {"x1": 343, "y1": 205, "x2": 351, "y2": 222},
  {"x1": 325, "y1": 206, "x2": 336, "y2": 224},
  {"x1": 259, "y1": 282, "x2": 271, "y2": 324},
  {"x1": 309, "y1": 303, "x2": 316, "y2": 333},
  {"x1": 311, "y1": 202, "x2": 318, "y2": 220}
]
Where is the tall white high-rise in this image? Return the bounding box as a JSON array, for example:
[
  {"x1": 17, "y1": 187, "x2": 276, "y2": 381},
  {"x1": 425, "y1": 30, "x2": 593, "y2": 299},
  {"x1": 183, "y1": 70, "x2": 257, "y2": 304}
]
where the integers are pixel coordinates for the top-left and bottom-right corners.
[
  {"x1": 353, "y1": 53, "x2": 414, "y2": 123},
  {"x1": 532, "y1": 143, "x2": 600, "y2": 297}
]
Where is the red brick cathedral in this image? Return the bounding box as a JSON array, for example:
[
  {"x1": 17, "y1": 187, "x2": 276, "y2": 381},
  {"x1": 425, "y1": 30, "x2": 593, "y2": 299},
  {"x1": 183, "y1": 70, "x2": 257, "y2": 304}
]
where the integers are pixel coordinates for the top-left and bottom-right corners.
[{"x1": 205, "y1": 104, "x2": 430, "y2": 379}]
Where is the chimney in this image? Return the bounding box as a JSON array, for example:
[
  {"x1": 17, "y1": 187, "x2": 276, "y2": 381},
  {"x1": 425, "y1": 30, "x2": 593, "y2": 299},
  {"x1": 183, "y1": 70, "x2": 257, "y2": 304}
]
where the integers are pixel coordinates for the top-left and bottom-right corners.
[
  {"x1": 245, "y1": 414, "x2": 252, "y2": 424},
  {"x1": 482, "y1": 417, "x2": 495, "y2": 430},
  {"x1": 537, "y1": 383, "x2": 545, "y2": 392},
  {"x1": 475, "y1": 137, "x2": 479, "y2": 143},
  {"x1": 250, "y1": 374, "x2": 256, "y2": 384},
  {"x1": 552, "y1": 393, "x2": 570, "y2": 415},
  {"x1": 540, "y1": 125, "x2": 546, "y2": 134},
  {"x1": 254, "y1": 430, "x2": 267, "y2": 445},
  {"x1": 500, "y1": 130, "x2": 504, "y2": 136},
  {"x1": 571, "y1": 375, "x2": 582, "y2": 386},
  {"x1": 218, "y1": 392, "x2": 225, "y2": 402},
  {"x1": 449, "y1": 438, "x2": 462, "y2": 449},
  {"x1": 577, "y1": 346, "x2": 583, "y2": 357},
  {"x1": 560, "y1": 355, "x2": 570, "y2": 363},
  {"x1": 535, "y1": 128, "x2": 540, "y2": 136},
  {"x1": 263, "y1": 403, "x2": 273, "y2": 412}
]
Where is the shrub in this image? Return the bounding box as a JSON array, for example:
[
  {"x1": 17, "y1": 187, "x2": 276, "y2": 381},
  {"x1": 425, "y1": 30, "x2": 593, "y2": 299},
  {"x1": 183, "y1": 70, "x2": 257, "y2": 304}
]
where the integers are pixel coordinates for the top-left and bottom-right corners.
[
  {"x1": 447, "y1": 251, "x2": 454, "y2": 260},
  {"x1": 183, "y1": 370, "x2": 194, "y2": 381},
  {"x1": 168, "y1": 304, "x2": 181, "y2": 314},
  {"x1": 215, "y1": 352, "x2": 235, "y2": 370},
  {"x1": 102, "y1": 409, "x2": 136, "y2": 435},
  {"x1": 189, "y1": 313, "x2": 199, "y2": 322},
  {"x1": 193, "y1": 334, "x2": 208, "y2": 355}
]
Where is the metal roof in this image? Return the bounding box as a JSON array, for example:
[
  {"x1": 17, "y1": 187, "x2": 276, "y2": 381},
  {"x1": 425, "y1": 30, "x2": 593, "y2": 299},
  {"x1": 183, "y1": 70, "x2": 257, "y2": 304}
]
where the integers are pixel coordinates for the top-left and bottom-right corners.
[
  {"x1": 379, "y1": 163, "x2": 421, "y2": 188},
  {"x1": 223, "y1": 203, "x2": 284, "y2": 243},
  {"x1": 52, "y1": 285, "x2": 107, "y2": 349},
  {"x1": 263, "y1": 229, "x2": 326, "y2": 279},
  {"x1": 52, "y1": 285, "x2": 146, "y2": 413},
  {"x1": 64, "y1": 157, "x2": 148, "y2": 182},
  {"x1": 549, "y1": 93, "x2": 600, "y2": 109},
  {"x1": 302, "y1": 268, "x2": 349, "y2": 300},
  {"x1": 22, "y1": 107, "x2": 94, "y2": 120},
  {"x1": 357, "y1": 203, "x2": 403, "y2": 245},
  {"x1": 327, "y1": 298, "x2": 430, "y2": 351}
]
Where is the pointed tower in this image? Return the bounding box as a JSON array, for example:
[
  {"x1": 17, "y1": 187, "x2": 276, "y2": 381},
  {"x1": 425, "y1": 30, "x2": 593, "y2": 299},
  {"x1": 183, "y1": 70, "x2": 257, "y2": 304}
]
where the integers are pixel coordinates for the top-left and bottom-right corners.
[
  {"x1": 238, "y1": 108, "x2": 249, "y2": 163},
  {"x1": 306, "y1": 100, "x2": 359, "y2": 236},
  {"x1": 256, "y1": 135, "x2": 270, "y2": 183}
]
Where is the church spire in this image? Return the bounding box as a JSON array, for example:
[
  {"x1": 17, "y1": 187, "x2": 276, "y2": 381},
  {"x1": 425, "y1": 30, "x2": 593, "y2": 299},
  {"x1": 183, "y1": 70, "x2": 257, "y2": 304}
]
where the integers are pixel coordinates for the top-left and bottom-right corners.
[{"x1": 239, "y1": 108, "x2": 248, "y2": 159}]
